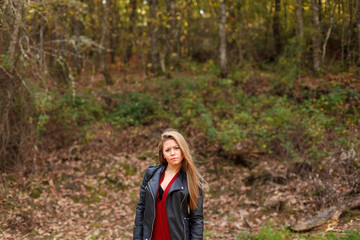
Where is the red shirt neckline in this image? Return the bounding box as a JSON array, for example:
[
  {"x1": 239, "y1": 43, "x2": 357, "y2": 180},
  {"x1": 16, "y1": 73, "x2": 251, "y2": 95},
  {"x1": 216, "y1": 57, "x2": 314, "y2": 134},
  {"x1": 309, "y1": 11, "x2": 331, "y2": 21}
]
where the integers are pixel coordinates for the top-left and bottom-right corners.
[{"x1": 152, "y1": 169, "x2": 179, "y2": 240}]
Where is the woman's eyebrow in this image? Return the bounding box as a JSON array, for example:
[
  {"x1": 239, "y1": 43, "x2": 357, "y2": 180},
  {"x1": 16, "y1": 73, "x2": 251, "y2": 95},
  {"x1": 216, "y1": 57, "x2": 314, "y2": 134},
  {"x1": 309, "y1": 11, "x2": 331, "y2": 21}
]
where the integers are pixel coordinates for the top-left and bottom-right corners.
[{"x1": 165, "y1": 145, "x2": 179, "y2": 150}]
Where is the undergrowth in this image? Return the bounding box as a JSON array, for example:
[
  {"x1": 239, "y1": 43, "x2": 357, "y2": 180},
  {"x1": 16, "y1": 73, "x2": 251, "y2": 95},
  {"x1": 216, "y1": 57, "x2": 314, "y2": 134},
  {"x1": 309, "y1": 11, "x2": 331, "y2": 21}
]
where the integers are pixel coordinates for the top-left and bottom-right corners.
[
  {"x1": 33, "y1": 62, "x2": 360, "y2": 164},
  {"x1": 235, "y1": 223, "x2": 360, "y2": 240}
]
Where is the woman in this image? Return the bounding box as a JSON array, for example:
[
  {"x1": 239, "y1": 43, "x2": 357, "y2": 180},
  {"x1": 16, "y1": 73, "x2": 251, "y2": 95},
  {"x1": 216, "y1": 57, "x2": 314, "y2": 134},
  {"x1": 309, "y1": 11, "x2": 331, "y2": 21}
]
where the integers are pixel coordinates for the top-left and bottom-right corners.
[{"x1": 133, "y1": 129, "x2": 205, "y2": 240}]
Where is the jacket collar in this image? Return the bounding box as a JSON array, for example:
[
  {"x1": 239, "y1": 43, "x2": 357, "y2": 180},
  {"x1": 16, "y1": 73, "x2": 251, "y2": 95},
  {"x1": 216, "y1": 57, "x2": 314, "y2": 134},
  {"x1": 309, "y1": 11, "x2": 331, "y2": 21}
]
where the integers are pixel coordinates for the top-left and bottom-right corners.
[
  {"x1": 147, "y1": 165, "x2": 165, "y2": 198},
  {"x1": 148, "y1": 164, "x2": 186, "y2": 198},
  {"x1": 168, "y1": 167, "x2": 186, "y2": 195}
]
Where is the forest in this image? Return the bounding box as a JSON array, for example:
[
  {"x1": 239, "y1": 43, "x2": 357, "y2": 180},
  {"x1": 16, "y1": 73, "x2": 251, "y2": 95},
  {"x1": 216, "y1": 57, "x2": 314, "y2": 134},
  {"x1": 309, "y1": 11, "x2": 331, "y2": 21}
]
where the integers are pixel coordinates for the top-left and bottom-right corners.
[{"x1": 0, "y1": 0, "x2": 360, "y2": 239}]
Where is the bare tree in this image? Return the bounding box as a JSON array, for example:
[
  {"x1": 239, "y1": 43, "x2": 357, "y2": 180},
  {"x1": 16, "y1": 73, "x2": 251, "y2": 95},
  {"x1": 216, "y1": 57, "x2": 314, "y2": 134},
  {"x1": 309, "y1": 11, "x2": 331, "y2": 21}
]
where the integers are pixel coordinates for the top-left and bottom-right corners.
[
  {"x1": 98, "y1": 0, "x2": 113, "y2": 85},
  {"x1": 347, "y1": 0, "x2": 355, "y2": 62},
  {"x1": 109, "y1": 0, "x2": 118, "y2": 64},
  {"x1": 311, "y1": 0, "x2": 322, "y2": 73},
  {"x1": 149, "y1": 0, "x2": 160, "y2": 74},
  {"x1": 273, "y1": 0, "x2": 282, "y2": 55},
  {"x1": 341, "y1": 1, "x2": 345, "y2": 63},
  {"x1": 72, "y1": 13, "x2": 83, "y2": 76},
  {"x1": 0, "y1": 0, "x2": 34, "y2": 172},
  {"x1": 125, "y1": 0, "x2": 137, "y2": 64},
  {"x1": 357, "y1": 0, "x2": 360, "y2": 62},
  {"x1": 296, "y1": 0, "x2": 304, "y2": 39},
  {"x1": 159, "y1": 0, "x2": 175, "y2": 76},
  {"x1": 322, "y1": 2, "x2": 337, "y2": 61},
  {"x1": 219, "y1": 0, "x2": 228, "y2": 77},
  {"x1": 7, "y1": 0, "x2": 24, "y2": 68}
]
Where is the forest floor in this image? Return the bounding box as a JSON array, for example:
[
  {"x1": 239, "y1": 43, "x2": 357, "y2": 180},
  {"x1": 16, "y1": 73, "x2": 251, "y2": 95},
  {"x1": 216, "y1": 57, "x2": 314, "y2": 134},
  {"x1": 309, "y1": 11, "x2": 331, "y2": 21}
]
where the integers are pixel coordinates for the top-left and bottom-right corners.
[
  {"x1": 0, "y1": 131, "x2": 359, "y2": 239},
  {"x1": 1, "y1": 63, "x2": 360, "y2": 239}
]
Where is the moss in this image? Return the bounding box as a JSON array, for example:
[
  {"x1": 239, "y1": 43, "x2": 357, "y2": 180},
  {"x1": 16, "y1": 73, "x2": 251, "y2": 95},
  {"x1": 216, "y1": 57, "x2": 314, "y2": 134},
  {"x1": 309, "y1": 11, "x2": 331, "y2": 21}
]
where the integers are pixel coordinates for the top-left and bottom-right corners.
[
  {"x1": 6, "y1": 176, "x2": 16, "y2": 182},
  {"x1": 120, "y1": 163, "x2": 136, "y2": 176},
  {"x1": 30, "y1": 188, "x2": 42, "y2": 199},
  {"x1": 137, "y1": 151, "x2": 155, "y2": 161},
  {"x1": 203, "y1": 229, "x2": 214, "y2": 238},
  {"x1": 68, "y1": 195, "x2": 83, "y2": 203}
]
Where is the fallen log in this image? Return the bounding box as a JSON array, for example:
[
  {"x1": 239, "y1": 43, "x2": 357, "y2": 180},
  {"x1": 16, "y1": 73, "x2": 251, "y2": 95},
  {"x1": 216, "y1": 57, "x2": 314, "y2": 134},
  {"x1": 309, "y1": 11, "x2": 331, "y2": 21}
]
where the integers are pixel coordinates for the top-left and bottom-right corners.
[{"x1": 290, "y1": 196, "x2": 360, "y2": 231}]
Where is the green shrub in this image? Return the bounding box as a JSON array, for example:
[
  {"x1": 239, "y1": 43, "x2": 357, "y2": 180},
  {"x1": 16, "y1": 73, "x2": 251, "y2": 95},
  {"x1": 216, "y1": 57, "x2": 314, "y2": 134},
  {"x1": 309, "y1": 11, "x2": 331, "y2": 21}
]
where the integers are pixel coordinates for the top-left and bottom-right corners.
[
  {"x1": 145, "y1": 74, "x2": 353, "y2": 161},
  {"x1": 107, "y1": 92, "x2": 156, "y2": 126},
  {"x1": 0, "y1": 53, "x2": 11, "y2": 69},
  {"x1": 54, "y1": 91, "x2": 103, "y2": 126},
  {"x1": 29, "y1": 64, "x2": 358, "y2": 163}
]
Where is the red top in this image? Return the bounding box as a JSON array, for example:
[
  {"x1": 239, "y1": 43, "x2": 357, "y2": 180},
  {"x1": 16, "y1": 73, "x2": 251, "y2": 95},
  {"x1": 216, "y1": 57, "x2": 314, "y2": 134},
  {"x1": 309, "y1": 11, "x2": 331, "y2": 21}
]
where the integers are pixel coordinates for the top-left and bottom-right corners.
[{"x1": 152, "y1": 170, "x2": 179, "y2": 240}]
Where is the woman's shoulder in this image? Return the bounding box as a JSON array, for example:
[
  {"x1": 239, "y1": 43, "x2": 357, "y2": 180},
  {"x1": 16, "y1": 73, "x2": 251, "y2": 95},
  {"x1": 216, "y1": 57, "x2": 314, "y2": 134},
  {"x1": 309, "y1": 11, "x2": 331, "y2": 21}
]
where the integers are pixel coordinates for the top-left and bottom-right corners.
[{"x1": 144, "y1": 164, "x2": 162, "y2": 178}]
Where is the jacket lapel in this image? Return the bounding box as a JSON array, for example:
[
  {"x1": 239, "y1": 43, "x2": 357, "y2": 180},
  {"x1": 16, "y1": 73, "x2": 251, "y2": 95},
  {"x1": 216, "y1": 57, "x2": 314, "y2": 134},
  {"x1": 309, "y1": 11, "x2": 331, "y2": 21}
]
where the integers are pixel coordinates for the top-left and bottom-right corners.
[
  {"x1": 168, "y1": 170, "x2": 186, "y2": 195},
  {"x1": 148, "y1": 164, "x2": 165, "y2": 199}
]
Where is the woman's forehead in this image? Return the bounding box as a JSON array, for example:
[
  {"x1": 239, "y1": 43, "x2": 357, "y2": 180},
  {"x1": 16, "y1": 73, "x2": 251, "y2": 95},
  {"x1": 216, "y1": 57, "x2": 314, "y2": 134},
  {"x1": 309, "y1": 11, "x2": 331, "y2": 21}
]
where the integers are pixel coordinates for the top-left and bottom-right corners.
[{"x1": 163, "y1": 139, "x2": 178, "y2": 147}]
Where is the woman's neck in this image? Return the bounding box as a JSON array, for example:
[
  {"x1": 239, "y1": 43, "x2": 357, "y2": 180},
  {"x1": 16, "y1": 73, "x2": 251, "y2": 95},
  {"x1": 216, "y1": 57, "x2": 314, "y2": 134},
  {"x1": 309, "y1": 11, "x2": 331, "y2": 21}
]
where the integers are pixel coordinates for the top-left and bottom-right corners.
[{"x1": 166, "y1": 164, "x2": 181, "y2": 174}]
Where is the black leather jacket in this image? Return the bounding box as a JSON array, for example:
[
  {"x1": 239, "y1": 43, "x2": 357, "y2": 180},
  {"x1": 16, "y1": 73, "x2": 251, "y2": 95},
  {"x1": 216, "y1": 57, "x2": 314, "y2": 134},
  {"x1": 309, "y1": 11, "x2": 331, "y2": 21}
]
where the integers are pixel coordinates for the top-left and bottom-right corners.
[{"x1": 133, "y1": 164, "x2": 204, "y2": 240}]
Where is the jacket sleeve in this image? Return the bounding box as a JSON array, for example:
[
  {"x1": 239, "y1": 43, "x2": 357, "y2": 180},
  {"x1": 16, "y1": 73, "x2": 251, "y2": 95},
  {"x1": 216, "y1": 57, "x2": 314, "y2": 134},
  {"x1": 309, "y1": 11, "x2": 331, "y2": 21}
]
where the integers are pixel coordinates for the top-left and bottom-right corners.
[
  {"x1": 189, "y1": 187, "x2": 204, "y2": 239},
  {"x1": 133, "y1": 167, "x2": 152, "y2": 240}
]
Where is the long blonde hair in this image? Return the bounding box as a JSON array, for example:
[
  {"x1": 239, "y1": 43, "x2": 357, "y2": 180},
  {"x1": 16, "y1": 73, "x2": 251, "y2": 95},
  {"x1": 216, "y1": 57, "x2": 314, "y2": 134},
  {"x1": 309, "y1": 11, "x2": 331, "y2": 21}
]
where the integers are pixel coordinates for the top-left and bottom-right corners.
[{"x1": 158, "y1": 129, "x2": 205, "y2": 210}]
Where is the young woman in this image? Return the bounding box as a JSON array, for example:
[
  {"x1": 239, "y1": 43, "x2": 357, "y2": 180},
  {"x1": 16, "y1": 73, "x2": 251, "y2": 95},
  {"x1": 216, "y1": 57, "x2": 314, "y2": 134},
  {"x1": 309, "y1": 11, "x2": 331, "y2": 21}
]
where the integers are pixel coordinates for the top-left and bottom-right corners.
[{"x1": 133, "y1": 129, "x2": 205, "y2": 240}]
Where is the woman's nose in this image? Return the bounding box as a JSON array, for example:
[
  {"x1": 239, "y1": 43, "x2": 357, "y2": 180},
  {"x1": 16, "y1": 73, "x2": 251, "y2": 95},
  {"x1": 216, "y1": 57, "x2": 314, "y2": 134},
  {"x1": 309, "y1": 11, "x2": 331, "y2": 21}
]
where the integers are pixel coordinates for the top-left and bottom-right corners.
[{"x1": 170, "y1": 149, "x2": 175, "y2": 155}]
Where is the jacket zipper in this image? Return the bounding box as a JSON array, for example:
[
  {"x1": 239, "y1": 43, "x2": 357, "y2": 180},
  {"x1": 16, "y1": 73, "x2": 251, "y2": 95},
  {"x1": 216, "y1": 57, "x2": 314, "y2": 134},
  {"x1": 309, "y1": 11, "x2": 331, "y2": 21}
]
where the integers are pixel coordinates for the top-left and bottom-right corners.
[
  {"x1": 148, "y1": 182, "x2": 156, "y2": 240},
  {"x1": 181, "y1": 191, "x2": 187, "y2": 240},
  {"x1": 182, "y1": 217, "x2": 186, "y2": 240}
]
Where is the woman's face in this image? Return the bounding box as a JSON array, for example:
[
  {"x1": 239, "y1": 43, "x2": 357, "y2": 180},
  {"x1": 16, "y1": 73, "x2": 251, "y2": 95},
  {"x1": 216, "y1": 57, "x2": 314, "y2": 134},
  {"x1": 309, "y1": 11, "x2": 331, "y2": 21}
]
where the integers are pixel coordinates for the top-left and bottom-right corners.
[{"x1": 163, "y1": 139, "x2": 183, "y2": 169}]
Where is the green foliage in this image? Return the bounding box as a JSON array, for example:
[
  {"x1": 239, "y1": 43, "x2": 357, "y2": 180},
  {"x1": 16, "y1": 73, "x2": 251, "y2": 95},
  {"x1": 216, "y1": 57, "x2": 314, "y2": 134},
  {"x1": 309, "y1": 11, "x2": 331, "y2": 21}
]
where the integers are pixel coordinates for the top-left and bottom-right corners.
[
  {"x1": 107, "y1": 92, "x2": 156, "y2": 126},
  {"x1": 234, "y1": 224, "x2": 360, "y2": 240},
  {"x1": 203, "y1": 229, "x2": 214, "y2": 238},
  {"x1": 255, "y1": 225, "x2": 291, "y2": 240},
  {"x1": 30, "y1": 188, "x2": 42, "y2": 199},
  {"x1": 55, "y1": 92, "x2": 103, "y2": 124},
  {"x1": 0, "y1": 53, "x2": 11, "y2": 69},
  {"x1": 120, "y1": 163, "x2": 136, "y2": 176},
  {"x1": 30, "y1": 62, "x2": 359, "y2": 163},
  {"x1": 133, "y1": 69, "x2": 358, "y2": 162},
  {"x1": 33, "y1": 91, "x2": 53, "y2": 135},
  {"x1": 234, "y1": 223, "x2": 293, "y2": 240},
  {"x1": 344, "y1": 230, "x2": 360, "y2": 239}
]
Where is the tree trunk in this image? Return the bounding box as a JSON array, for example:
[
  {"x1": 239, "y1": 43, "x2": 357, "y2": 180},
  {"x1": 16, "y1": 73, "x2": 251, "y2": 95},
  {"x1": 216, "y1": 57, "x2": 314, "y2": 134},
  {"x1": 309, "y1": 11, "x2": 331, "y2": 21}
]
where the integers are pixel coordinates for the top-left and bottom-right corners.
[
  {"x1": 164, "y1": 0, "x2": 175, "y2": 73},
  {"x1": 8, "y1": 0, "x2": 23, "y2": 68},
  {"x1": 72, "y1": 14, "x2": 82, "y2": 76},
  {"x1": 296, "y1": 0, "x2": 304, "y2": 66},
  {"x1": 291, "y1": 197, "x2": 360, "y2": 231},
  {"x1": 273, "y1": 0, "x2": 282, "y2": 56},
  {"x1": 149, "y1": 0, "x2": 160, "y2": 74},
  {"x1": 347, "y1": 0, "x2": 354, "y2": 62},
  {"x1": 322, "y1": 2, "x2": 336, "y2": 61},
  {"x1": 170, "y1": 0, "x2": 176, "y2": 53},
  {"x1": 125, "y1": 0, "x2": 137, "y2": 64},
  {"x1": 160, "y1": 52, "x2": 166, "y2": 75},
  {"x1": 341, "y1": 1, "x2": 345, "y2": 63},
  {"x1": 1, "y1": 0, "x2": 34, "y2": 172},
  {"x1": 356, "y1": 0, "x2": 360, "y2": 62},
  {"x1": 175, "y1": 1, "x2": 189, "y2": 58},
  {"x1": 311, "y1": 0, "x2": 322, "y2": 73},
  {"x1": 318, "y1": 0, "x2": 322, "y2": 22},
  {"x1": 98, "y1": 0, "x2": 113, "y2": 85},
  {"x1": 109, "y1": 0, "x2": 117, "y2": 64},
  {"x1": 238, "y1": 25, "x2": 244, "y2": 65},
  {"x1": 54, "y1": 4, "x2": 69, "y2": 82},
  {"x1": 159, "y1": 0, "x2": 174, "y2": 76},
  {"x1": 296, "y1": 0, "x2": 304, "y2": 39},
  {"x1": 219, "y1": 0, "x2": 228, "y2": 78}
]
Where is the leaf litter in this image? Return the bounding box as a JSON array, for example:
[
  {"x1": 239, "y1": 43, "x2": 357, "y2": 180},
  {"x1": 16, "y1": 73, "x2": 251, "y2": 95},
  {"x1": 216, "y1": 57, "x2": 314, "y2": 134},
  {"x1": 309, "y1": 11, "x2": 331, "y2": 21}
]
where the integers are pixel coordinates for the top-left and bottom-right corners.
[{"x1": 0, "y1": 143, "x2": 359, "y2": 239}]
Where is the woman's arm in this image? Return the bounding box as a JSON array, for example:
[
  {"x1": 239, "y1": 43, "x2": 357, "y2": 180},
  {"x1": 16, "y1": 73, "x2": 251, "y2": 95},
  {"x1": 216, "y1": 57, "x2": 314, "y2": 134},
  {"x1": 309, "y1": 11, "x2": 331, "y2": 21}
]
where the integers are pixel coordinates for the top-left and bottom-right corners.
[
  {"x1": 189, "y1": 187, "x2": 204, "y2": 239},
  {"x1": 133, "y1": 167, "x2": 151, "y2": 239}
]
